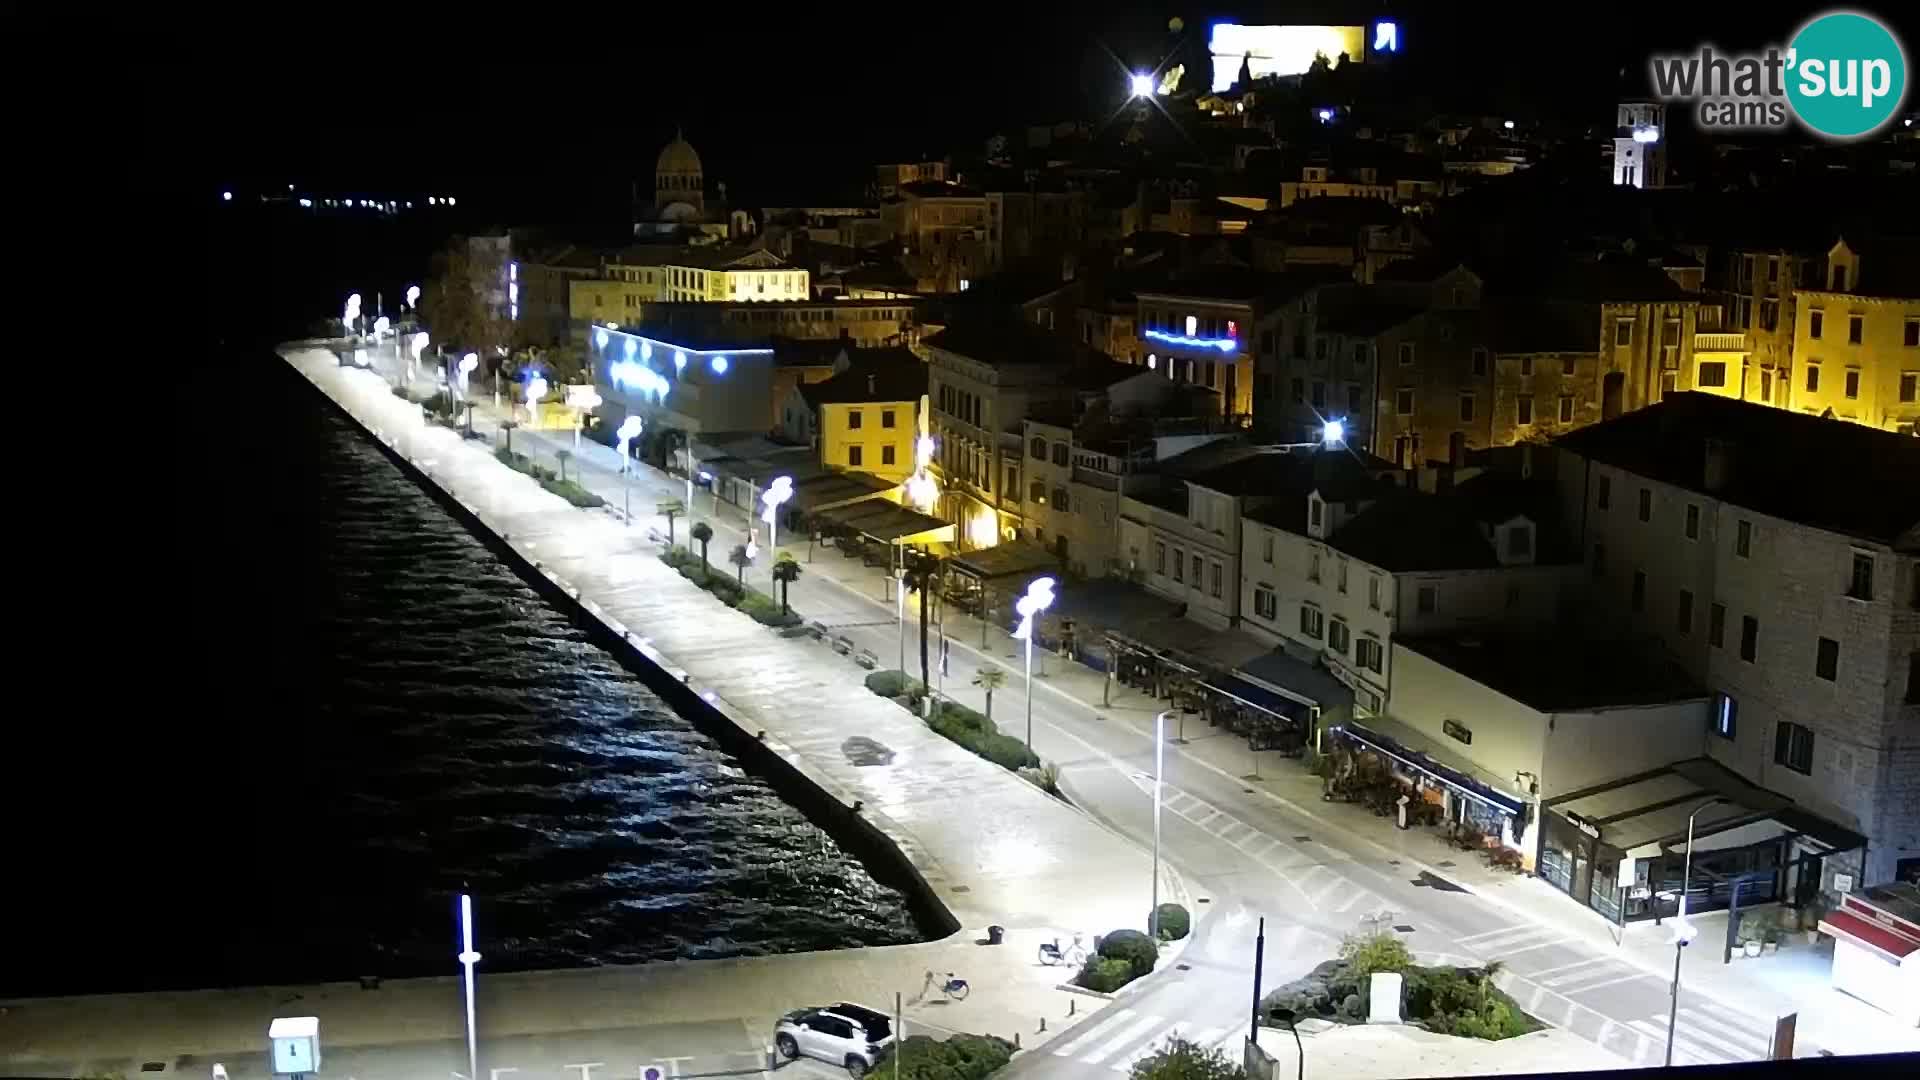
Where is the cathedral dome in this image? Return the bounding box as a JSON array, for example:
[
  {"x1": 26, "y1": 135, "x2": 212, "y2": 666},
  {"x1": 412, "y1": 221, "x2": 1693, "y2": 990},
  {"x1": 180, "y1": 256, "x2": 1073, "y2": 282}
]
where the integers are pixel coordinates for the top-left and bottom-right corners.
[{"x1": 657, "y1": 135, "x2": 703, "y2": 178}]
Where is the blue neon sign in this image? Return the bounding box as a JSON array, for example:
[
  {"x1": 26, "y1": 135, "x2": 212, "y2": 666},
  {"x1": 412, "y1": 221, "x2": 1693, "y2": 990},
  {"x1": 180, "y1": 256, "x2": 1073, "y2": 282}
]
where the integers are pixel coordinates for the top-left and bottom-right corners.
[{"x1": 1144, "y1": 328, "x2": 1239, "y2": 353}]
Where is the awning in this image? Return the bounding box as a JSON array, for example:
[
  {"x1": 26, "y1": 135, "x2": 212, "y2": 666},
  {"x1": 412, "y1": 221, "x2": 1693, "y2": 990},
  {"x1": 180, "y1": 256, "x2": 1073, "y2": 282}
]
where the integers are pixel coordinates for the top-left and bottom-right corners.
[
  {"x1": 1198, "y1": 672, "x2": 1310, "y2": 723},
  {"x1": 812, "y1": 499, "x2": 955, "y2": 544},
  {"x1": 1104, "y1": 629, "x2": 1203, "y2": 674},
  {"x1": 1820, "y1": 911, "x2": 1919, "y2": 962},
  {"x1": 1544, "y1": 757, "x2": 1866, "y2": 856},
  {"x1": 788, "y1": 471, "x2": 897, "y2": 513},
  {"x1": 948, "y1": 540, "x2": 1058, "y2": 584},
  {"x1": 1333, "y1": 717, "x2": 1526, "y2": 816}
]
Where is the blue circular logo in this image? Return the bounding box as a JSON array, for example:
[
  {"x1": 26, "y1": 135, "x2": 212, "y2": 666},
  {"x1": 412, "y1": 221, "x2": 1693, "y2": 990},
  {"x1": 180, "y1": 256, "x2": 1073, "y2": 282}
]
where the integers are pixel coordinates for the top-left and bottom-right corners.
[{"x1": 1786, "y1": 11, "x2": 1908, "y2": 139}]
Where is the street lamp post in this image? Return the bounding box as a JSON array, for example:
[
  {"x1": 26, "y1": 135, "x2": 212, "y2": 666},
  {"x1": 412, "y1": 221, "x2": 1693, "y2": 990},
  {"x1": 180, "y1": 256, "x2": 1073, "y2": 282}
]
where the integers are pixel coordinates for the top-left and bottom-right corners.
[
  {"x1": 1011, "y1": 577, "x2": 1056, "y2": 749},
  {"x1": 1271, "y1": 1008, "x2": 1304, "y2": 1080},
  {"x1": 896, "y1": 566, "x2": 908, "y2": 673},
  {"x1": 760, "y1": 475, "x2": 793, "y2": 591},
  {"x1": 616, "y1": 416, "x2": 644, "y2": 523},
  {"x1": 456, "y1": 893, "x2": 481, "y2": 1080},
  {"x1": 1664, "y1": 797, "x2": 1728, "y2": 1066},
  {"x1": 525, "y1": 375, "x2": 548, "y2": 432},
  {"x1": 1150, "y1": 709, "x2": 1166, "y2": 940}
]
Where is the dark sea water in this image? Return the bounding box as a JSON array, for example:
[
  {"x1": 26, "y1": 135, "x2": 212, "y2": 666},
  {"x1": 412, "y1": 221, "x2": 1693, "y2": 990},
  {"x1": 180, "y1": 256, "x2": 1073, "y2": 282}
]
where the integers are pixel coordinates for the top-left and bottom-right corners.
[{"x1": 4, "y1": 352, "x2": 919, "y2": 997}]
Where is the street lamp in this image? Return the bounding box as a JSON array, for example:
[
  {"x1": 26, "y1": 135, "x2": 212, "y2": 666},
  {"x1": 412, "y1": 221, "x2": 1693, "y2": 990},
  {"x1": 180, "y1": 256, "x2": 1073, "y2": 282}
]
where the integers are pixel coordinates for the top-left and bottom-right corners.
[
  {"x1": 456, "y1": 893, "x2": 481, "y2": 1080},
  {"x1": 761, "y1": 475, "x2": 794, "y2": 589},
  {"x1": 1150, "y1": 709, "x2": 1166, "y2": 940},
  {"x1": 1130, "y1": 72, "x2": 1155, "y2": 98},
  {"x1": 526, "y1": 375, "x2": 548, "y2": 431},
  {"x1": 1664, "y1": 797, "x2": 1728, "y2": 1066},
  {"x1": 616, "y1": 416, "x2": 644, "y2": 522},
  {"x1": 1270, "y1": 1008, "x2": 1304, "y2": 1080},
  {"x1": 343, "y1": 292, "x2": 362, "y2": 337},
  {"x1": 574, "y1": 388, "x2": 602, "y2": 451},
  {"x1": 1011, "y1": 577, "x2": 1057, "y2": 748},
  {"x1": 405, "y1": 284, "x2": 420, "y2": 311}
]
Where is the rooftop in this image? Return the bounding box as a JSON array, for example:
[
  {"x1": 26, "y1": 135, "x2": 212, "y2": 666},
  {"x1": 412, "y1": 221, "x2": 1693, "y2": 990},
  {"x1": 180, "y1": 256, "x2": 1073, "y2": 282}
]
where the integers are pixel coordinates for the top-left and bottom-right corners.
[
  {"x1": 1554, "y1": 393, "x2": 1920, "y2": 546},
  {"x1": 1832, "y1": 234, "x2": 1920, "y2": 299},
  {"x1": 1397, "y1": 631, "x2": 1709, "y2": 713},
  {"x1": 799, "y1": 357, "x2": 928, "y2": 407},
  {"x1": 1136, "y1": 266, "x2": 1346, "y2": 306},
  {"x1": 921, "y1": 318, "x2": 1111, "y2": 372},
  {"x1": 1181, "y1": 443, "x2": 1395, "y2": 500},
  {"x1": 1374, "y1": 254, "x2": 1472, "y2": 284}
]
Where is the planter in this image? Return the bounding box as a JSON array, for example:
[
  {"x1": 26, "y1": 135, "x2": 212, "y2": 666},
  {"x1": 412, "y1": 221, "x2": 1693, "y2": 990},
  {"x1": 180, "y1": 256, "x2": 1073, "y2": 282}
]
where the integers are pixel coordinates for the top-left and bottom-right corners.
[
  {"x1": 1804, "y1": 930, "x2": 1821, "y2": 946},
  {"x1": 1762, "y1": 942, "x2": 1778, "y2": 956},
  {"x1": 1744, "y1": 940, "x2": 1763, "y2": 958}
]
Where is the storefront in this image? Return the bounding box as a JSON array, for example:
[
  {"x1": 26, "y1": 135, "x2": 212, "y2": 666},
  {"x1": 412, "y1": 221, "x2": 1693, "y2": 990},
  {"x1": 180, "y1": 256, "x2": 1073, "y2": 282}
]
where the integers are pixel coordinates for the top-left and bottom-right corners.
[
  {"x1": 1197, "y1": 671, "x2": 1312, "y2": 753},
  {"x1": 1540, "y1": 758, "x2": 1865, "y2": 926},
  {"x1": 1326, "y1": 715, "x2": 1531, "y2": 856},
  {"x1": 1818, "y1": 882, "x2": 1920, "y2": 1026}
]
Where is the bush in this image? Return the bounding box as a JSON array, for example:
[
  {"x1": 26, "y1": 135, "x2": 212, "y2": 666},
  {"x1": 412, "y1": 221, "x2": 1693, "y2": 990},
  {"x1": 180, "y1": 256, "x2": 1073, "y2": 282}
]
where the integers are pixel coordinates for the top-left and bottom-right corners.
[
  {"x1": 1076, "y1": 956, "x2": 1135, "y2": 993},
  {"x1": 872, "y1": 1034, "x2": 1014, "y2": 1080},
  {"x1": 740, "y1": 592, "x2": 802, "y2": 628},
  {"x1": 979, "y1": 731, "x2": 1041, "y2": 771},
  {"x1": 864, "y1": 670, "x2": 925, "y2": 699},
  {"x1": 1127, "y1": 1037, "x2": 1249, "y2": 1080},
  {"x1": 1154, "y1": 902, "x2": 1191, "y2": 941},
  {"x1": 1098, "y1": 928, "x2": 1159, "y2": 979},
  {"x1": 1339, "y1": 931, "x2": 1413, "y2": 978}
]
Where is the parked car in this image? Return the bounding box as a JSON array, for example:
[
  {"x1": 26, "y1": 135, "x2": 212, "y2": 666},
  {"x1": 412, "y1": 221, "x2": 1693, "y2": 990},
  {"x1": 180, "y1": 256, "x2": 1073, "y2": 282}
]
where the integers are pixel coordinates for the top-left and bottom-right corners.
[{"x1": 774, "y1": 1002, "x2": 894, "y2": 1078}]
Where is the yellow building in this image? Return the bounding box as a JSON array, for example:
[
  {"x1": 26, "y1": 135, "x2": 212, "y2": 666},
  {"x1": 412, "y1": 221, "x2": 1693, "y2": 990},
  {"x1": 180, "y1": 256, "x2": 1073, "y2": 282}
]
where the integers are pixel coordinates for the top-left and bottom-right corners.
[
  {"x1": 1791, "y1": 238, "x2": 1920, "y2": 435},
  {"x1": 791, "y1": 357, "x2": 930, "y2": 484},
  {"x1": 567, "y1": 246, "x2": 810, "y2": 325}
]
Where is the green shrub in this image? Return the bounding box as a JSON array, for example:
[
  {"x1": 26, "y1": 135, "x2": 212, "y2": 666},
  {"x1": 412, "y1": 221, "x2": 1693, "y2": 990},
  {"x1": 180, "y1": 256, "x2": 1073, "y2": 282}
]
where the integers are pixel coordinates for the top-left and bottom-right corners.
[
  {"x1": 740, "y1": 592, "x2": 802, "y2": 628},
  {"x1": 1127, "y1": 1037, "x2": 1250, "y2": 1080},
  {"x1": 1339, "y1": 931, "x2": 1413, "y2": 978},
  {"x1": 864, "y1": 670, "x2": 925, "y2": 699},
  {"x1": 1154, "y1": 902, "x2": 1191, "y2": 941},
  {"x1": 1403, "y1": 965, "x2": 1536, "y2": 1040},
  {"x1": 979, "y1": 731, "x2": 1040, "y2": 770},
  {"x1": 1075, "y1": 956, "x2": 1135, "y2": 993},
  {"x1": 872, "y1": 1034, "x2": 1015, "y2": 1080},
  {"x1": 935, "y1": 699, "x2": 995, "y2": 735},
  {"x1": 1099, "y1": 928, "x2": 1159, "y2": 979},
  {"x1": 390, "y1": 384, "x2": 409, "y2": 398}
]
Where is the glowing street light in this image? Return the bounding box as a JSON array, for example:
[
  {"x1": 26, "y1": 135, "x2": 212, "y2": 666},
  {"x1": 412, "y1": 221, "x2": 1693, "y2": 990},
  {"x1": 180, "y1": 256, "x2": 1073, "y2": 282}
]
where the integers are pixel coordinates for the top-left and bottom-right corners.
[
  {"x1": 616, "y1": 415, "x2": 644, "y2": 521},
  {"x1": 405, "y1": 284, "x2": 420, "y2": 311},
  {"x1": 1012, "y1": 576, "x2": 1057, "y2": 748},
  {"x1": 904, "y1": 434, "x2": 939, "y2": 511},
  {"x1": 456, "y1": 893, "x2": 481, "y2": 1080},
  {"x1": 1130, "y1": 72, "x2": 1155, "y2": 98},
  {"x1": 372, "y1": 315, "x2": 390, "y2": 341},
  {"x1": 761, "y1": 475, "x2": 794, "y2": 590},
  {"x1": 573, "y1": 388, "x2": 602, "y2": 451},
  {"x1": 458, "y1": 352, "x2": 478, "y2": 396},
  {"x1": 525, "y1": 375, "x2": 548, "y2": 430},
  {"x1": 1322, "y1": 419, "x2": 1345, "y2": 445},
  {"x1": 343, "y1": 292, "x2": 362, "y2": 337},
  {"x1": 1150, "y1": 710, "x2": 1167, "y2": 939}
]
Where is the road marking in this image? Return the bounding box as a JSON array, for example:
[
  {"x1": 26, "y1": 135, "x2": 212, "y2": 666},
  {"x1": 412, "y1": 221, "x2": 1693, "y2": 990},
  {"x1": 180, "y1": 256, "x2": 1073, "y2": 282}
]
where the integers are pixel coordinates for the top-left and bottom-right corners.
[
  {"x1": 1188, "y1": 1027, "x2": 1231, "y2": 1052},
  {"x1": 1497, "y1": 935, "x2": 1576, "y2": 957},
  {"x1": 1682, "y1": 1007, "x2": 1772, "y2": 1056},
  {"x1": 1308, "y1": 876, "x2": 1349, "y2": 906},
  {"x1": 1081, "y1": 1013, "x2": 1169, "y2": 1065},
  {"x1": 1526, "y1": 955, "x2": 1613, "y2": 982},
  {"x1": 1332, "y1": 886, "x2": 1375, "y2": 913},
  {"x1": 1053, "y1": 1008, "x2": 1142, "y2": 1057},
  {"x1": 1627, "y1": 1018, "x2": 1719, "y2": 1066},
  {"x1": 1632, "y1": 1015, "x2": 1745, "y2": 1064},
  {"x1": 1556, "y1": 969, "x2": 1654, "y2": 994},
  {"x1": 1108, "y1": 1024, "x2": 1186, "y2": 1071},
  {"x1": 1456, "y1": 923, "x2": 1551, "y2": 947}
]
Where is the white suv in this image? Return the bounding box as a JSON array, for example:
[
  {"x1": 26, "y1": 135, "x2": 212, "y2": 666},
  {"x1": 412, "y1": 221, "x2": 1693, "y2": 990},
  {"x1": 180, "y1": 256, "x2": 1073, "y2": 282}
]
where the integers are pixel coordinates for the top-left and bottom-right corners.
[{"x1": 774, "y1": 1002, "x2": 895, "y2": 1078}]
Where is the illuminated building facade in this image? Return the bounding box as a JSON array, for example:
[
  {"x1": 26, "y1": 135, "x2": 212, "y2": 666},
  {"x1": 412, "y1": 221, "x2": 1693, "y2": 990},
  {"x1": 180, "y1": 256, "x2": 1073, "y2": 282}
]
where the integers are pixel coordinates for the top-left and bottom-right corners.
[
  {"x1": 1612, "y1": 102, "x2": 1667, "y2": 189},
  {"x1": 1139, "y1": 269, "x2": 1337, "y2": 427},
  {"x1": 1791, "y1": 238, "x2": 1920, "y2": 435},
  {"x1": 790, "y1": 357, "x2": 929, "y2": 484},
  {"x1": 589, "y1": 325, "x2": 774, "y2": 438},
  {"x1": 881, "y1": 182, "x2": 988, "y2": 293}
]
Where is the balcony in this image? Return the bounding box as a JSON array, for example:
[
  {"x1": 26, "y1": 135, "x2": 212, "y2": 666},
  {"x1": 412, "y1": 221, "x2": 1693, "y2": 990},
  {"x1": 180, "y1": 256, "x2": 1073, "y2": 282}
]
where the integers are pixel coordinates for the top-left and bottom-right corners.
[{"x1": 1694, "y1": 332, "x2": 1748, "y2": 352}]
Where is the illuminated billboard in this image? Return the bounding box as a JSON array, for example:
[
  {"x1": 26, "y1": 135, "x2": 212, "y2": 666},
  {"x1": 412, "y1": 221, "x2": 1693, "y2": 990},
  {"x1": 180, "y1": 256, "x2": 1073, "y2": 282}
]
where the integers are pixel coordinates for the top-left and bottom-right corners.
[{"x1": 1209, "y1": 24, "x2": 1366, "y2": 91}]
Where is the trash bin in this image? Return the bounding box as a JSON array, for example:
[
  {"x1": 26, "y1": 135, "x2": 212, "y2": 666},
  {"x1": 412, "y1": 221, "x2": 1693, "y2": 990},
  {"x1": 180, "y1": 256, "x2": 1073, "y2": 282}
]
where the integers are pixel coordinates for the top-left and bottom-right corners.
[{"x1": 987, "y1": 924, "x2": 1005, "y2": 945}]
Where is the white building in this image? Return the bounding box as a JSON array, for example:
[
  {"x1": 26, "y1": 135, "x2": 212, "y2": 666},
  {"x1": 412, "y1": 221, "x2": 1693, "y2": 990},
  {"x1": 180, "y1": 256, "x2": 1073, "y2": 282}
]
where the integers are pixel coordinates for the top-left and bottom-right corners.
[
  {"x1": 1612, "y1": 101, "x2": 1667, "y2": 189},
  {"x1": 1239, "y1": 460, "x2": 1578, "y2": 714},
  {"x1": 1555, "y1": 392, "x2": 1920, "y2": 887}
]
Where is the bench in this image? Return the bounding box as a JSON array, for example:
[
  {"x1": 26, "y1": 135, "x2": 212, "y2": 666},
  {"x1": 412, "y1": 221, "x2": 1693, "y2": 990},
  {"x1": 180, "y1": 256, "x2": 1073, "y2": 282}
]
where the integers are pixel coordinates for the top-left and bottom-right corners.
[
  {"x1": 831, "y1": 635, "x2": 855, "y2": 656},
  {"x1": 854, "y1": 649, "x2": 879, "y2": 670}
]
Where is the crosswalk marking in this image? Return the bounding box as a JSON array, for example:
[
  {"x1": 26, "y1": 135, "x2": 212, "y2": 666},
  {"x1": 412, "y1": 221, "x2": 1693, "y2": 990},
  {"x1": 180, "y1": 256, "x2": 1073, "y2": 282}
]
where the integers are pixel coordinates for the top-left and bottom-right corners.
[
  {"x1": 1499, "y1": 935, "x2": 1575, "y2": 957},
  {"x1": 1682, "y1": 1008, "x2": 1772, "y2": 1056},
  {"x1": 1110, "y1": 1024, "x2": 1186, "y2": 1071},
  {"x1": 1528, "y1": 956, "x2": 1612, "y2": 982},
  {"x1": 1188, "y1": 1027, "x2": 1231, "y2": 1052},
  {"x1": 1081, "y1": 1012, "x2": 1169, "y2": 1065},
  {"x1": 1554, "y1": 969, "x2": 1652, "y2": 995},
  {"x1": 1628, "y1": 1018, "x2": 1720, "y2": 1066},
  {"x1": 1053, "y1": 1008, "x2": 1144, "y2": 1057},
  {"x1": 1629, "y1": 1008, "x2": 1770, "y2": 1065}
]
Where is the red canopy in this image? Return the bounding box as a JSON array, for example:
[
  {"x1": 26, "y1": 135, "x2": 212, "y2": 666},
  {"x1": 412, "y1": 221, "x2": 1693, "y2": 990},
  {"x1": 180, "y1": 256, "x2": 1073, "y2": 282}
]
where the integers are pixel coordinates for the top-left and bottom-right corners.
[{"x1": 1820, "y1": 910, "x2": 1919, "y2": 961}]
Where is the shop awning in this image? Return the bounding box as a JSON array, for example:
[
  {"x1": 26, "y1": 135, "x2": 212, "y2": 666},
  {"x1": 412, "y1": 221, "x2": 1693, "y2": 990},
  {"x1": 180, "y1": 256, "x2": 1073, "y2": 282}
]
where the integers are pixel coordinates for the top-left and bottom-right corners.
[
  {"x1": 789, "y1": 471, "x2": 898, "y2": 513},
  {"x1": 1545, "y1": 757, "x2": 1865, "y2": 856},
  {"x1": 948, "y1": 540, "x2": 1058, "y2": 585},
  {"x1": 1198, "y1": 672, "x2": 1310, "y2": 723},
  {"x1": 812, "y1": 499, "x2": 955, "y2": 544},
  {"x1": 1819, "y1": 911, "x2": 1919, "y2": 961},
  {"x1": 1333, "y1": 717, "x2": 1526, "y2": 816}
]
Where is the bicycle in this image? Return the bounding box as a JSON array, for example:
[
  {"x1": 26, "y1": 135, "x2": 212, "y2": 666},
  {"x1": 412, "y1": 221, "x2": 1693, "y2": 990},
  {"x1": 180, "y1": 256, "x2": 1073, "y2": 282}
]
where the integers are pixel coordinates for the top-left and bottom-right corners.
[
  {"x1": 1037, "y1": 932, "x2": 1088, "y2": 967},
  {"x1": 922, "y1": 970, "x2": 970, "y2": 1001}
]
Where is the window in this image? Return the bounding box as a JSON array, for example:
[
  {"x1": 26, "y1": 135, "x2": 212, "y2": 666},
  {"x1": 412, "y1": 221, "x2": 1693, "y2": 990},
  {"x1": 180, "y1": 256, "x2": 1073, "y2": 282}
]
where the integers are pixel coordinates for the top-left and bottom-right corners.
[
  {"x1": 1172, "y1": 547, "x2": 1184, "y2": 582},
  {"x1": 1398, "y1": 342, "x2": 1415, "y2": 366},
  {"x1": 1254, "y1": 586, "x2": 1277, "y2": 619},
  {"x1": 1845, "y1": 369, "x2": 1860, "y2": 399},
  {"x1": 1631, "y1": 570, "x2": 1647, "y2": 612},
  {"x1": 1697, "y1": 361, "x2": 1727, "y2": 387},
  {"x1": 1459, "y1": 394, "x2": 1475, "y2": 422},
  {"x1": 847, "y1": 409, "x2": 863, "y2": 430},
  {"x1": 1395, "y1": 388, "x2": 1414, "y2": 415},
  {"x1": 1562, "y1": 356, "x2": 1576, "y2": 376},
  {"x1": 1368, "y1": 575, "x2": 1382, "y2": 611},
  {"x1": 1597, "y1": 475, "x2": 1612, "y2": 510},
  {"x1": 1517, "y1": 395, "x2": 1534, "y2": 426},
  {"x1": 1806, "y1": 365, "x2": 1821, "y2": 393},
  {"x1": 882, "y1": 445, "x2": 896, "y2": 466},
  {"x1": 1902, "y1": 373, "x2": 1919, "y2": 403},
  {"x1": 1311, "y1": 381, "x2": 1326, "y2": 409},
  {"x1": 1289, "y1": 377, "x2": 1306, "y2": 405},
  {"x1": 1348, "y1": 385, "x2": 1366, "y2": 416},
  {"x1": 1615, "y1": 319, "x2": 1634, "y2": 346},
  {"x1": 1907, "y1": 318, "x2": 1920, "y2": 347},
  {"x1": 1308, "y1": 552, "x2": 1322, "y2": 582},
  {"x1": 1262, "y1": 533, "x2": 1274, "y2": 563},
  {"x1": 1356, "y1": 637, "x2": 1383, "y2": 673},
  {"x1": 1052, "y1": 444, "x2": 1069, "y2": 466},
  {"x1": 1052, "y1": 487, "x2": 1069, "y2": 513},
  {"x1": 1558, "y1": 395, "x2": 1574, "y2": 423},
  {"x1": 1155, "y1": 541, "x2": 1167, "y2": 575},
  {"x1": 1210, "y1": 561, "x2": 1222, "y2": 598},
  {"x1": 1299, "y1": 605, "x2": 1324, "y2": 639},
  {"x1": 1006, "y1": 467, "x2": 1020, "y2": 499},
  {"x1": 1328, "y1": 619, "x2": 1351, "y2": 654},
  {"x1": 848, "y1": 445, "x2": 863, "y2": 467},
  {"x1": 1848, "y1": 314, "x2": 1863, "y2": 344},
  {"x1": 1473, "y1": 348, "x2": 1489, "y2": 376},
  {"x1": 1815, "y1": 637, "x2": 1839, "y2": 681},
  {"x1": 1849, "y1": 552, "x2": 1874, "y2": 600},
  {"x1": 1593, "y1": 542, "x2": 1607, "y2": 578},
  {"x1": 1735, "y1": 520, "x2": 1752, "y2": 558},
  {"x1": 1709, "y1": 602, "x2": 1726, "y2": 647},
  {"x1": 1638, "y1": 488, "x2": 1652, "y2": 523},
  {"x1": 1685, "y1": 504, "x2": 1700, "y2": 540},
  {"x1": 882, "y1": 409, "x2": 896, "y2": 429},
  {"x1": 1739, "y1": 615, "x2": 1758, "y2": 662},
  {"x1": 1192, "y1": 553, "x2": 1202, "y2": 587},
  {"x1": 1030, "y1": 437, "x2": 1046, "y2": 459},
  {"x1": 1029, "y1": 480, "x2": 1045, "y2": 503},
  {"x1": 1506, "y1": 525, "x2": 1532, "y2": 558},
  {"x1": 1767, "y1": 256, "x2": 1779, "y2": 283},
  {"x1": 1809, "y1": 311, "x2": 1823, "y2": 339},
  {"x1": 1337, "y1": 560, "x2": 1349, "y2": 593},
  {"x1": 1712, "y1": 693, "x2": 1737, "y2": 739},
  {"x1": 1416, "y1": 584, "x2": 1437, "y2": 614},
  {"x1": 1518, "y1": 355, "x2": 1534, "y2": 377},
  {"x1": 1774, "y1": 721, "x2": 1814, "y2": 775},
  {"x1": 1677, "y1": 589, "x2": 1694, "y2": 635}
]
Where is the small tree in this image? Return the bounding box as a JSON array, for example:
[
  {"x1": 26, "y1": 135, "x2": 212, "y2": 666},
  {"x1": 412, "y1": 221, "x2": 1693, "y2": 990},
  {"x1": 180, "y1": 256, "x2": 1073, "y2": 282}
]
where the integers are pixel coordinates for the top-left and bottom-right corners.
[
  {"x1": 690, "y1": 521, "x2": 715, "y2": 580},
  {"x1": 973, "y1": 667, "x2": 1007, "y2": 722},
  {"x1": 728, "y1": 542, "x2": 753, "y2": 583},
  {"x1": 1127, "y1": 1037, "x2": 1247, "y2": 1080},
  {"x1": 657, "y1": 498, "x2": 685, "y2": 547},
  {"x1": 500, "y1": 419, "x2": 518, "y2": 455},
  {"x1": 772, "y1": 551, "x2": 803, "y2": 614},
  {"x1": 556, "y1": 449, "x2": 572, "y2": 485}
]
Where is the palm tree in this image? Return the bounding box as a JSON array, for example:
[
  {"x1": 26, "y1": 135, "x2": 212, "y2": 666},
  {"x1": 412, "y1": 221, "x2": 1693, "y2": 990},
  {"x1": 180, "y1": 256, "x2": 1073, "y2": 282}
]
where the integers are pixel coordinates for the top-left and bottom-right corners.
[
  {"x1": 690, "y1": 522, "x2": 715, "y2": 579},
  {"x1": 556, "y1": 448, "x2": 572, "y2": 485},
  {"x1": 902, "y1": 549, "x2": 941, "y2": 691},
  {"x1": 973, "y1": 667, "x2": 1007, "y2": 722},
  {"x1": 728, "y1": 542, "x2": 753, "y2": 583},
  {"x1": 772, "y1": 551, "x2": 803, "y2": 614},
  {"x1": 501, "y1": 418, "x2": 519, "y2": 455},
  {"x1": 657, "y1": 498, "x2": 685, "y2": 548}
]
